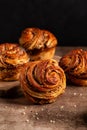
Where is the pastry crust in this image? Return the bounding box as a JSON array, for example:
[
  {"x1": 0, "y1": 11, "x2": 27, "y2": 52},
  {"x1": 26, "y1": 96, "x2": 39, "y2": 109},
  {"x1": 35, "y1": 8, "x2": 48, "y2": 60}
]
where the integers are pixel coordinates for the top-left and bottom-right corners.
[
  {"x1": 29, "y1": 47, "x2": 56, "y2": 61},
  {"x1": 0, "y1": 43, "x2": 29, "y2": 81},
  {"x1": 59, "y1": 49, "x2": 87, "y2": 86},
  {"x1": 19, "y1": 27, "x2": 58, "y2": 60},
  {"x1": 20, "y1": 59, "x2": 66, "y2": 104}
]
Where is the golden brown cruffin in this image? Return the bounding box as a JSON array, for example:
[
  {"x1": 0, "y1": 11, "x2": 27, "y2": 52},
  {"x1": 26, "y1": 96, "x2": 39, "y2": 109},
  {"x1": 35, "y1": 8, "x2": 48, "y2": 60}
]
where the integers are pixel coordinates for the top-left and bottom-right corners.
[
  {"x1": 0, "y1": 43, "x2": 30, "y2": 81},
  {"x1": 19, "y1": 27, "x2": 58, "y2": 61},
  {"x1": 59, "y1": 49, "x2": 87, "y2": 86},
  {"x1": 19, "y1": 59, "x2": 66, "y2": 104}
]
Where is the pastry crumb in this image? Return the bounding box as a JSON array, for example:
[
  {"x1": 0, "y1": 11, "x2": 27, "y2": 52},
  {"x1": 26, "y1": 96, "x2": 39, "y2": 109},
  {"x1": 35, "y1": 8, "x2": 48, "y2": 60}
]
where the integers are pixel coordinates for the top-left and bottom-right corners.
[
  {"x1": 35, "y1": 112, "x2": 38, "y2": 115},
  {"x1": 36, "y1": 117, "x2": 39, "y2": 120},
  {"x1": 21, "y1": 111, "x2": 26, "y2": 115},
  {"x1": 25, "y1": 119, "x2": 29, "y2": 122},
  {"x1": 60, "y1": 105, "x2": 64, "y2": 109},
  {"x1": 80, "y1": 93, "x2": 82, "y2": 96},
  {"x1": 73, "y1": 93, "x2": 77, "y2": 96},
  {"x1": 50, "y1": 120, "x2": 55, "y2": 123},
  {"x1": 74, "y1": 104, "x2": 77, "y2": 108},
  {"x1": 41, "y1": 108, "x2": 44, "y2": 111}
]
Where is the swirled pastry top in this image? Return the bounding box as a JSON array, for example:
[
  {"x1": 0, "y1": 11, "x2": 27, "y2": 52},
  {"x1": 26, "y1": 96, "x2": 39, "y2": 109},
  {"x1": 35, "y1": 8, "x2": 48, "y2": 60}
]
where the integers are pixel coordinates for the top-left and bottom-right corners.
[
  {"x1": 19, "y1": 27, "x2": 57, "y2": 50},
  {"x1": 59, "y1": 49, "x2": 87, "y2": 78},
  {"x1": 0, "y1": 43, "x2": 29, "y2": 68},
  {"x1": 20, "y1": 59, "x2": 66, "y2": 104}
]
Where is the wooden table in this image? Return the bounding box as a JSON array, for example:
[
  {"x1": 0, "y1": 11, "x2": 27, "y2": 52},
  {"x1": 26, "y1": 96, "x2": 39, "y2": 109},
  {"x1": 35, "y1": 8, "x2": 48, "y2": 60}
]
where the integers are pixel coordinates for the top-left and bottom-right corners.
[{"x1": 0, "y1": 46, "x2": 87, "y2": 130}]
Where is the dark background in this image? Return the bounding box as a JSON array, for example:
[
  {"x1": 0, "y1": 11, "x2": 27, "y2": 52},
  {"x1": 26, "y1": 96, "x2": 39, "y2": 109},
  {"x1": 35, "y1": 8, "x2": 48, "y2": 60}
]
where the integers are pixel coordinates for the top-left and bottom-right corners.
[{"x1": 0, "y1": 0, "x2": 87, "y2": 46}]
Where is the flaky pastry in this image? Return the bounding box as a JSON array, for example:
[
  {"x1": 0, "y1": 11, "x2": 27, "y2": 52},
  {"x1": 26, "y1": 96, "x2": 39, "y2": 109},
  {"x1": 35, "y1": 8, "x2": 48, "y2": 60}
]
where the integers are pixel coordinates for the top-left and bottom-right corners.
[
  {"x1": 19, "y1": 27, "x2": 57, "y2": 60},
  {"x1": 0, "y1": 43, "x2": 29, "y2": 81},
  {"x1": 20, "y1": 59, "x2": 66, "y2": 104},
  {"x1": 59, "y1": 49, "x2": 87, "y2": 86}
]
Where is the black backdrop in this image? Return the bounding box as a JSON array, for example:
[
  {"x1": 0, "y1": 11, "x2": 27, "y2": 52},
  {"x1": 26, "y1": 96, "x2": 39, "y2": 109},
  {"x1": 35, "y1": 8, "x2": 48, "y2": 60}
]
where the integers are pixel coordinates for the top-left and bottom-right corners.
[{"x1": 0, "y1": 0, "x2": 87, "y2": 46}]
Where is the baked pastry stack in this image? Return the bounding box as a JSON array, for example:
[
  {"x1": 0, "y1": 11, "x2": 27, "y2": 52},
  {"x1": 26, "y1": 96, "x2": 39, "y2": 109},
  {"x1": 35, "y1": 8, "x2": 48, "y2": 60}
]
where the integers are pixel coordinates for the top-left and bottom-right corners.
[
  {"x1": 0, "y1": 43, "x2": 29, "y2": 81},
  {"x1": 59, "y1": 49, "x2": 87, "y2": 86},
  {"x1": 19, "y1": 27, "x2": 57, "y2": 61},
  {"x1": 20, "y1": 59, "x2": 66, "y2": 104}
]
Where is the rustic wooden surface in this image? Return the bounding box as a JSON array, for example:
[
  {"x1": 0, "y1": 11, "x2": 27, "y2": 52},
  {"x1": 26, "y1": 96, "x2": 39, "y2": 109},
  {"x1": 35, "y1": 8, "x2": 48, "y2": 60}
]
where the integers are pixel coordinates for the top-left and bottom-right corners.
[{"x1": 0, "y1": 46, "x2": 87, "y2": 130}]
